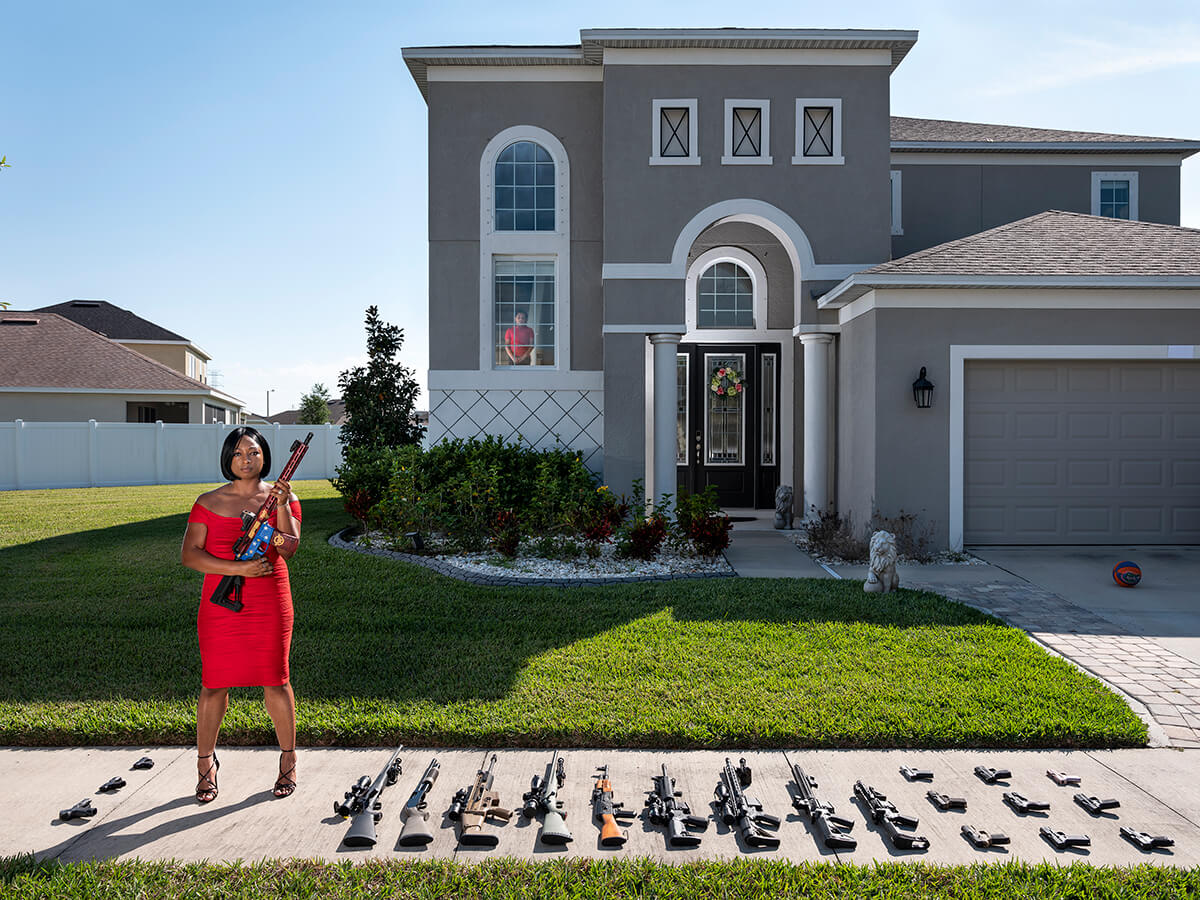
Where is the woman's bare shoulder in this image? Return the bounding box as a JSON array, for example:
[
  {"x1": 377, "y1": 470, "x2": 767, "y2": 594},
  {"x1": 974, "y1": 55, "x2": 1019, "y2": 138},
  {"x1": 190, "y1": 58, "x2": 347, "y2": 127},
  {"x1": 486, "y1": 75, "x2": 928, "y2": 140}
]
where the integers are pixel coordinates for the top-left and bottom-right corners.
[{"x1": 194, "y1": 484, "x2": 235, "y2": 515}]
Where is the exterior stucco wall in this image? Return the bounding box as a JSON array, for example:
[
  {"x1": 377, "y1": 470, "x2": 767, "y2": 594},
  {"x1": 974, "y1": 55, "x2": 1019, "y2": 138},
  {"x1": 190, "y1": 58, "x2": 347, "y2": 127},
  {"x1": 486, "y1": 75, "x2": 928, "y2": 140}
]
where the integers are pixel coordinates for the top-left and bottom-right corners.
[
  {"x1": 601, "y1": 332, "x2": 646, "y2": 493},
  {"x1": 892, "y1": 163, "x2": 1182, "y2": 258},
  {"x1": 426, "y1": 80, "x2": 603, "y2": 372},
  {"x1": 0, "y1": 393, "x2": 214, "y2": 423},
  {"x1": 602, "y1": 65, "x2": 892, "y2": 268},
  {"x1": 842, "y1": 290, "x2": 1200, "y2": 546}
]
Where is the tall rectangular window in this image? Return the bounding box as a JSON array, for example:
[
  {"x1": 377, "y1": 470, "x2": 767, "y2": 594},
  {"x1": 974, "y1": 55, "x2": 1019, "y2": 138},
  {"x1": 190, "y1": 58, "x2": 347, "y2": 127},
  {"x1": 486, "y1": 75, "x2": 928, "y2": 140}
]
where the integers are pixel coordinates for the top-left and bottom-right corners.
[
  {"x1": 760, "y1": 354, "x2": 776, "y2": 466},
  {"x1": 676, "y1": 354, "x2": 689, "y2": 465},
  {"x1": 792, "y1": 98, "x2": 844, "y2": 165},
  {"x1": 722, "y1": 99, "x2": 772, "y2": 165},
  {"x1": 890, "y1": 170, "x2": 903, "y2": 236},
  {"x1": 651, "y1": 99, "x2": 700, "y2": 166},
  {"x1": 494, "y1": 260, "x2": 556, "y2": 367}
]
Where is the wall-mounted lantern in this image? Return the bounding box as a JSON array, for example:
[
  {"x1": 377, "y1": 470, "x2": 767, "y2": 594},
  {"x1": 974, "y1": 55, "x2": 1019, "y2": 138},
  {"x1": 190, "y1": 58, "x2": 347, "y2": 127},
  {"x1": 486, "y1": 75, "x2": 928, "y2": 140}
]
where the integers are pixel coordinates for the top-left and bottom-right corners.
[{"x1": 912, "y1": 367, "x2": 934, "y2": 409}]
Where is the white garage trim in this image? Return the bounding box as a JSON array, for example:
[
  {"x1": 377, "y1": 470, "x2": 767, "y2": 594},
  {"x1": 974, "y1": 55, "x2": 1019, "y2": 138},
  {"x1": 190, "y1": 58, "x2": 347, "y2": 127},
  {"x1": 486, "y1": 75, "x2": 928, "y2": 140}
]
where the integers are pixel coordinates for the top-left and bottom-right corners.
[{"x1": 949, "y1": 344, "x2": 1199, "y2": 551}]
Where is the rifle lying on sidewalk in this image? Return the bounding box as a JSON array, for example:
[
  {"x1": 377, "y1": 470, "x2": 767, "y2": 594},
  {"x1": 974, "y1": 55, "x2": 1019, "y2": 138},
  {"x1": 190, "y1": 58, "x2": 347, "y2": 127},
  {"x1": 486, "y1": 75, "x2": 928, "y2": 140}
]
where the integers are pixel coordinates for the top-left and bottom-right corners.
[
  {"x1": 397, "y1": 757, "x2": 441, "y2": 846},
  {"x1": 335, "y1": 745, "x2": 404, "y2": 848},
  {"x1": 853, "y1": 781, "x2": 930, "y2": 851},
  {"x1": 209, "y1": 431, "x2": 312, "y2": 612},
  {"x1": 645, "y1": 763, "x2": 708, "y2": 848},
  {"x1": 592, "y1": 765, "x2": 637, "y2": 847},
  {"x1": 715, "y1": 757, "x2": 780, "y2": 848},
  {"x1": 521, "y1": 750, "x2": 572, "y2": 845},
  {"x1": 449, "y1": 753, "x2": 512, "y2": 847},
  {"x1": 785, "y1": 755, "x2": 857, "y2": 851}
]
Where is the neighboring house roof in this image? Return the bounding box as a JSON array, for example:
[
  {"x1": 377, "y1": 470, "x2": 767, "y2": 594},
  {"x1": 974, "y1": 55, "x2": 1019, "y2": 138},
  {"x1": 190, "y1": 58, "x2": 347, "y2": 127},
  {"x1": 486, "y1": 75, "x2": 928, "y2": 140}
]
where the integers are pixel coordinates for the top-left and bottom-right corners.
[
  {"x1": 0, "y1": 312, "x2": 241, "y2": 402},
  {"x1": 265, "y1": 398, "x2": 349, "y2": 425},
  {"x1": 820, "y1": 211, "x2": 1200, "y2": 307},
  {"x1": 891, "y1": 116, "x2": 1200, "y2": 155},
  {"x1": 404, "y1": 28, "x2": 918, "y2": 99},
  {"x1": 35, "y1": 299, "x2": 187, "y2": 342}
]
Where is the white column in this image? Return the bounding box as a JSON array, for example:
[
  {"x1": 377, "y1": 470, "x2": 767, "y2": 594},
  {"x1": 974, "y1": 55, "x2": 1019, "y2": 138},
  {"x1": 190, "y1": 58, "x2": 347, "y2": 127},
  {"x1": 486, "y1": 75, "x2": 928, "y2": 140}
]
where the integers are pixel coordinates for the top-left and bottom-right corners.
[
  {"x1": 799, "y1": 333, "x2": 834, "y2": 517},
  {"x1": 649, "y1": 333, "x2": 682, "y2": 511}
]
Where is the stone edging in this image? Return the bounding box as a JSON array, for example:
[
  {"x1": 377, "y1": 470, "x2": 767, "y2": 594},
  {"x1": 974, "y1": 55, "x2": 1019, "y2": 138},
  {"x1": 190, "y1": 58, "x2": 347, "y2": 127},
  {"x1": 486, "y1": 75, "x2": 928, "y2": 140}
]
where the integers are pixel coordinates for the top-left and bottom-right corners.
[{"x1": 328, "y1": 529, "x2": 736, "y2": 588}]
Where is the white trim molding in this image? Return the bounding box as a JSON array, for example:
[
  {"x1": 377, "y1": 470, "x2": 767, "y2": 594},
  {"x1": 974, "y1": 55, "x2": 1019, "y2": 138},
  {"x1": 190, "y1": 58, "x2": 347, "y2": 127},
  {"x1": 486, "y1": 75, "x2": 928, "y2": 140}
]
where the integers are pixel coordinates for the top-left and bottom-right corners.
[
  {"x1": 722, "y1": 99, "x2": 772, "y2": 165},
  {"x1": 428, "y1": 66, "x2": 603, "y2": 84},
  {"x1": 947, "y1": 343, "x2": 1198, "y2": 551},
  {"x1": 889, "y1": 170, "x2": 903, "y2": 236},
  {"x1": 892, "y1": 152, "x2": 1184, "y2": 167},
  {"x1": 1091, "y1": 170, "x2": 1139, "y2": 220},
  {"x1": 651, "y1": 99, "x2": 700, "y2": 166},
  {"x1": 429, "y1": 370, "x2": 603, "y2": 391},
  {"x1": 793, "y1": 98, "x2": 844, "y2": 165},
  {"x1": 479, "y1": 125, "x2": 571, "y2": 374},
  {"x1": 602, "y1": 324, "x2": 686, "y2": 334},
  {"x1": 603, "y1": 47, "x2": 893, "y2": 66}
]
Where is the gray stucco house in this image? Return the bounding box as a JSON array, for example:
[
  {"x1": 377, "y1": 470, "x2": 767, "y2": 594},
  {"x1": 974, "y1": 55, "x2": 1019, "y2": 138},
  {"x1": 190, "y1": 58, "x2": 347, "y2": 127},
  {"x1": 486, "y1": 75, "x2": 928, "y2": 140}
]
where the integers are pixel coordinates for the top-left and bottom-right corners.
[{"x1": 403, "y1": 28, "x2": 1200, "y2": 549}]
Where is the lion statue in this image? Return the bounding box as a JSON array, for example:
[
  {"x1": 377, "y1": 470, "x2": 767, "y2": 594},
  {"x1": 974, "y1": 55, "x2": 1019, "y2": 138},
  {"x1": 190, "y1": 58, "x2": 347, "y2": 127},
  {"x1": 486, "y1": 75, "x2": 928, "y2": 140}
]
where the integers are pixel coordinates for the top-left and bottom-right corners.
[
  {"x1": 773, "y1": 485, "x2": 794, "y2": 529},
  {"x1": 863, "y1": 530, "x2": 899, "y2": 594}
]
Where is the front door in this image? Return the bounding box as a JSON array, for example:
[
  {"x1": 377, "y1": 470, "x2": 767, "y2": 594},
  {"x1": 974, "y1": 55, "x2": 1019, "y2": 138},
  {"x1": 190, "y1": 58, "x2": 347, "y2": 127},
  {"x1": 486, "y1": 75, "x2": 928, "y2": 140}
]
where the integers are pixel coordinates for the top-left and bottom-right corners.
[{"x1": 676, "y1": 343, "x2": 780, "y2": 509}]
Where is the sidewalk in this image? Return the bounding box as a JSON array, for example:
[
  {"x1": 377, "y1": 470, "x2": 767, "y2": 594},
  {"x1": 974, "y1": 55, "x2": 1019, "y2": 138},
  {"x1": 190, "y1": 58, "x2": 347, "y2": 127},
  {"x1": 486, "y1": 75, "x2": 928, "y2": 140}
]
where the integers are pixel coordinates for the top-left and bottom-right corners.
[{"x1": 6, "y1": 746, "x2": 1197, "y2": 866}]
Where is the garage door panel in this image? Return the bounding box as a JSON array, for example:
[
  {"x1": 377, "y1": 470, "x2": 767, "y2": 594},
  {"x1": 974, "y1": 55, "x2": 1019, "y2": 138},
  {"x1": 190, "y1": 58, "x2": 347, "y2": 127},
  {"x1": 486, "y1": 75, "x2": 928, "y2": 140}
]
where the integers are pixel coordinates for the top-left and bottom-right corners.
[{"x1": 965, "y1": 360, "x2": 1199, "y2": 544}]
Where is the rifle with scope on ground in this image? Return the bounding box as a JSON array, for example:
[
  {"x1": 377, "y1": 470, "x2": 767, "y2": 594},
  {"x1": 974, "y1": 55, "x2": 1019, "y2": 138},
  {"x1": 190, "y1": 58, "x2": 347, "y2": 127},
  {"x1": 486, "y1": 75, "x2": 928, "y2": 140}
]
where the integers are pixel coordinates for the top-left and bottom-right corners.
[
  {"x1": 592, "y1": 765, "x2": 636, "y2": 847},
  {"x1": 449, "y1": 753, "x2": 512, "y2": 847},
  {"x1": 785, "y1": 755, "x2": 856, "y2": 851},
  {"x1": 715, "y1": 757, "x2": 780, "y2": 849},
  {"x1": 853, "y1": 780, "x2": 929, "y2": 851},
  {"x1": 645, "y1": 763, "x2": 708, "y2": 848},
  {"x1": 520, "y1": 750, "x2": 572, "y2": 845},
  {"x1": 397, "y1": 757, "x2": 440, "y2": 847},
  {"x1": 335, "y1": 745, "x2": 403, "y2": 848}
]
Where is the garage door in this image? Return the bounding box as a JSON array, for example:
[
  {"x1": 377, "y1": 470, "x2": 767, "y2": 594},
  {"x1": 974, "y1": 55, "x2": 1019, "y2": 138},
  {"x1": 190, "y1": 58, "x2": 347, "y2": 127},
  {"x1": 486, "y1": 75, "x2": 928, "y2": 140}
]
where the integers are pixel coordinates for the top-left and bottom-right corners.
[{"x1": 964, "y1": 360, "x2": 1200, "y2": 544}]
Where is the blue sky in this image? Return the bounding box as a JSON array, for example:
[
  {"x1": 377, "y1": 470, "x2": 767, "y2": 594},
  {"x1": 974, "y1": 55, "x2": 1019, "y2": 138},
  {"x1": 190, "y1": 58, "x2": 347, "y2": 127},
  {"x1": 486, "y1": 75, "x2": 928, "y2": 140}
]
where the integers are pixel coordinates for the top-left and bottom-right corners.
[{"x1": 3, "y1": 0, "x2": 1198, "y2": 414}]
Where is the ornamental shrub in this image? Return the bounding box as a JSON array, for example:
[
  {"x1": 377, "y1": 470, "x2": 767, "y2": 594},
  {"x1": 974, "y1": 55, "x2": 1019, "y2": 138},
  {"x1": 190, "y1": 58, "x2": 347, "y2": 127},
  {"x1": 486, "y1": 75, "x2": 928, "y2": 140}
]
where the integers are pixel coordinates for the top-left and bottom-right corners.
[
  {"x1": 330, "y1": 445, "x2": 402, "y2": 531},
  {"x1": 617, "y1": 513, "x2": 669, "y2": 561}
]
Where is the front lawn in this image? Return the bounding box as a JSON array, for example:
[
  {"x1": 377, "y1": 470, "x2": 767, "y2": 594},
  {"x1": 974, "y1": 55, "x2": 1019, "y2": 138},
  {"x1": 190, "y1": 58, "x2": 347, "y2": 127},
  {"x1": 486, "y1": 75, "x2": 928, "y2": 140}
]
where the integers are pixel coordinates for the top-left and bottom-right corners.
[
  {"x1": 2, "y1": 857, "x2": 1196, "y2": 899},
  {"x1": 0, "y1": 482, "x2": 1146, "y2": 748}
]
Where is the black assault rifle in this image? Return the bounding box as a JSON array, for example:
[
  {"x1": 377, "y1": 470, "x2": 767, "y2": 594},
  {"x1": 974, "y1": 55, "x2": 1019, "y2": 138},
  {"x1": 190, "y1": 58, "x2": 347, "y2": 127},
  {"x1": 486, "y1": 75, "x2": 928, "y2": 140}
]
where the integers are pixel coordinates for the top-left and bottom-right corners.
[
  {"x1": 521, "y1": 750, "x2": 572, "y2": 845},
  {"x1": 336, "y1": 745, "x2": 404, "y2": 848},
  {"x1": 715, "y1": 757, "x2": 780, "y2": 848},
  {"x1": 592, "y1": 765, "x2": 637, "y2": 847},
  {"x1": 209, "y1": 431, "x2": 312, "y2": 612},
  {"x1": 853, "y1": 781, "x2": 930, "y2": 851},
  {"x1": 448, "y1": 753, "x2": 512, "y2": 847},
  {"x1": 645, "y1": 763, "x2": 708, "y2": 848},
  {"x1": 397, "y1": 757, "x2": 441, "y2": 846},
  {"x1": 785, "y1": 755, "x2": 857, "y2": 851}
]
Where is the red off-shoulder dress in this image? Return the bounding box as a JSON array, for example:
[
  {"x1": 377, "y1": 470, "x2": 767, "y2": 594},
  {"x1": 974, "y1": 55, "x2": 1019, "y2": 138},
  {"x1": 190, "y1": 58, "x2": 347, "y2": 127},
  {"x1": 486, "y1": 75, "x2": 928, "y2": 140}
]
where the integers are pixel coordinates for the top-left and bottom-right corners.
[{"x1": 188, "y1": 500, "x2": 301, "y2": 689}]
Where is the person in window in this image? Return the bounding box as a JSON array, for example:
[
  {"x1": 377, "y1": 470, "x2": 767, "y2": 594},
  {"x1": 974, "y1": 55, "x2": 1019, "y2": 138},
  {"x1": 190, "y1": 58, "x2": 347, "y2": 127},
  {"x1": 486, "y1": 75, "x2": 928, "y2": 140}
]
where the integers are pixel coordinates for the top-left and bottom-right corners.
[{"x1": 504, "y1": 309, "x2": 535, "y2": 365}]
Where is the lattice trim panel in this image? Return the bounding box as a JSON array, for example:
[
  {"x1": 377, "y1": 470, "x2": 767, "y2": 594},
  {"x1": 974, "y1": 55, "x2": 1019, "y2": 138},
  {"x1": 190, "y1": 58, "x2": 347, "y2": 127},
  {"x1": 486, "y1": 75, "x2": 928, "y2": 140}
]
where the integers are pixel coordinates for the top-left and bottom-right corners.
[{"x1": 429, "y1": 389, "x2": 604, "y2": 473}]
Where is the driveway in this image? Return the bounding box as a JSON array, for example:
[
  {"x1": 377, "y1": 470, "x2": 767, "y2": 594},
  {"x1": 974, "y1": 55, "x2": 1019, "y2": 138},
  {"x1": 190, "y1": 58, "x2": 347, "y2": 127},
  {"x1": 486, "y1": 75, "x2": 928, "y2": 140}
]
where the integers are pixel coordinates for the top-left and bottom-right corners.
[{"x1": 971, "y1": 546, "x2": 1200, "y2": 666}]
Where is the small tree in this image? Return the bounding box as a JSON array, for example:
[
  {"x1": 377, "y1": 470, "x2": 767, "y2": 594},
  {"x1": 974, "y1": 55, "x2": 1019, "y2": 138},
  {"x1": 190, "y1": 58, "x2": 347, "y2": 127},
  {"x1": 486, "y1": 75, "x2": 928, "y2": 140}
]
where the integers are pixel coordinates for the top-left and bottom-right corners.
[
  {"x1": 337, "y1": 306, "x2": 425, "y2": 452},
  {"x1": 297, "y1": 383, "x2": 332, "y2": 425}
]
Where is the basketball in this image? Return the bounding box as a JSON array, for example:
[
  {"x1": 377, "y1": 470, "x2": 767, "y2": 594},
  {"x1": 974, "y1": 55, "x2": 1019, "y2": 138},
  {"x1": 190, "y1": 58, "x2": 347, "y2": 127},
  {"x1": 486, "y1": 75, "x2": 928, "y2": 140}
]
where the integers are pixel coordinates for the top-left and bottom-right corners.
[{"x1": 1113, "y1": 561, "x2": 1141, "y2": 587}]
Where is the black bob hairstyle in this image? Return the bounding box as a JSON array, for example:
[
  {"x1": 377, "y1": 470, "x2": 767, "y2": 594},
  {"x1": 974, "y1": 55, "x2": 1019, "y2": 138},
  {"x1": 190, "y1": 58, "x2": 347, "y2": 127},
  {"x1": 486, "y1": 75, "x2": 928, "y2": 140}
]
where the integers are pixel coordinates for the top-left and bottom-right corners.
[{"x1": 219, "y1": 426, "x2": 272, "y2": 481}]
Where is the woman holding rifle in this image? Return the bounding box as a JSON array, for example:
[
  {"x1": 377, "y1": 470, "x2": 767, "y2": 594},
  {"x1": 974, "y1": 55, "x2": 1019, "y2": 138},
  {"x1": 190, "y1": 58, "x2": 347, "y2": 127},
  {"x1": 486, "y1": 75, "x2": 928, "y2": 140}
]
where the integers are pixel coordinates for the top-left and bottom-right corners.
[{"x1": 181, "y1": 426, "x2": 301, "y2": 803}]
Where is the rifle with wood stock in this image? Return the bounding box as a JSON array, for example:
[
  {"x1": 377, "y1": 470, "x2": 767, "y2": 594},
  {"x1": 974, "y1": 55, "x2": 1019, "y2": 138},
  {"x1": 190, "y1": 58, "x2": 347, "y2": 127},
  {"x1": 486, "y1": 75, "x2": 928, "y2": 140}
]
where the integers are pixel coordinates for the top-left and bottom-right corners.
[
  {"x1": 592, "y1": 765, "x2": 637, "y2": 847},
  {"x1": 209, "y1": 431, "x2": 312, "y2": 612},
  {"x1": 448, "y1": 753, "x2": 512, "y2": 847}
]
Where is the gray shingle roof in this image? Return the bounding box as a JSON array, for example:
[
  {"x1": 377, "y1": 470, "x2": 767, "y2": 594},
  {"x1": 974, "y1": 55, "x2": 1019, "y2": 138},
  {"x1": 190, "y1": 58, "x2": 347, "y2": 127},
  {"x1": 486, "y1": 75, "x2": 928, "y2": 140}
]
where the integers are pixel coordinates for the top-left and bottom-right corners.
[
  {"x1": 33, "y1": 299, "x2": 189, "y2": 342},
  {"x1": 868, "y1": 211, "x2": 1200, "y2": 277},
  {"x1": 0, "y1": 312, "x2": 212, "y2": 391},
  {"x1": 891, "y1": 116, "x2": 1199, "y2": 151}
]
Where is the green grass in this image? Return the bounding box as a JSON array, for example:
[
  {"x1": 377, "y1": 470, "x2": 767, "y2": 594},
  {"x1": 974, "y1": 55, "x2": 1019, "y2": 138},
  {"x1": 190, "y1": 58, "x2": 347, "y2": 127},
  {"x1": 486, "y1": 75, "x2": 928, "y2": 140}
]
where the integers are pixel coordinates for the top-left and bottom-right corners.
[
  {"x1": 1, "y1": 856, "x2": 1196, "y2": 899},
  {"x1": 0, "y1": 482, "x2": 1146, "y2": 748}
]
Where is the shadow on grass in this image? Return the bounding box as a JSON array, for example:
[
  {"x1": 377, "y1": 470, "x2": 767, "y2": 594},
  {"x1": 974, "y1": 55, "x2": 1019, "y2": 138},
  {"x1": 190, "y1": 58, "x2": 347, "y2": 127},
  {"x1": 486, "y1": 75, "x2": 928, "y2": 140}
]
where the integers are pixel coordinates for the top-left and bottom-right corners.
[{"x1": 1, "y1": 497, "x2": 1001, "y2": 707}]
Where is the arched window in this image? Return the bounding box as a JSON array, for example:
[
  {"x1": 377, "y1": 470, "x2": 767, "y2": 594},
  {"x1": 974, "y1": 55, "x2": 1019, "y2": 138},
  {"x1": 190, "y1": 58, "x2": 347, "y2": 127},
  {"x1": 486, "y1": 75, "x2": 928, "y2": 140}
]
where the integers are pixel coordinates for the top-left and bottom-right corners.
[
  {"x1": 494, "y1": 141, "x2": 555, "y2": 231},
  {"x1": 698, "y1": 261, "x2": 754, "y2": 328}
]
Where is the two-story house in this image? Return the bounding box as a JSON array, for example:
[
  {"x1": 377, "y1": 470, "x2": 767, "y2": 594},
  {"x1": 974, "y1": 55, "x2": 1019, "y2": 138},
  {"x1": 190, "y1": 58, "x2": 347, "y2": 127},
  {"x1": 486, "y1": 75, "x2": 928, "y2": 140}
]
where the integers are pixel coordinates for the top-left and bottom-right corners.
[{"x1": 404, "y1": 28, "x2": 1200, "y2": 549}]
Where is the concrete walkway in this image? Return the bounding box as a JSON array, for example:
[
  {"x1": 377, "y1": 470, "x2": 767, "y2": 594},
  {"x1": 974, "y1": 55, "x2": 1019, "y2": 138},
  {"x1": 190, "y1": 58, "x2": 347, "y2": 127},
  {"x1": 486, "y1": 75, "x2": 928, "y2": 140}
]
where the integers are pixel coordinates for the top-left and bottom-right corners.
[
  {"x1": 724, "y1": 522, "x2": 1200, "y2": 749},
  {"x1": 7, "y1": 746, "x2": 1198, "y2": 866}
]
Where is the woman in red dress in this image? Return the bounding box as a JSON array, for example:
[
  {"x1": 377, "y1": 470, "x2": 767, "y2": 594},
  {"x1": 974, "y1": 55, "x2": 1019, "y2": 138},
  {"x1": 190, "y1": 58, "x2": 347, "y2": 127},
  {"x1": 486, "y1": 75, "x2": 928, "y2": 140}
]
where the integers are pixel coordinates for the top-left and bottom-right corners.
[{"x1": 181, "y1": 426, "x2": 301, "y2": 803}]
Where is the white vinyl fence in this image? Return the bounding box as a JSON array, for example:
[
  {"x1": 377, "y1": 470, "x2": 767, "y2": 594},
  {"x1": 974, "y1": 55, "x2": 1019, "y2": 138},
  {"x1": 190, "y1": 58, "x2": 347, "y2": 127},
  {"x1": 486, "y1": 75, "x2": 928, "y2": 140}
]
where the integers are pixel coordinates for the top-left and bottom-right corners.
[{"x1": 0, "y1": 421, "x2": 343, "y2": 490}]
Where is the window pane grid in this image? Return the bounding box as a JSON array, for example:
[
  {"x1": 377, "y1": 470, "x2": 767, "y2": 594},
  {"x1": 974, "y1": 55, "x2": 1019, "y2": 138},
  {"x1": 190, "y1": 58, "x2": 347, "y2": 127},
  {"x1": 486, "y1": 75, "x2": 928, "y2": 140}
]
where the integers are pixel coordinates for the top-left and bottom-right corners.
[
  {"x1": 494, "y1": 260, "x2": 555, "y2": 367},
  {"x1": 698, "y1": 261, "x2": 754, "y2": 328},
  {"x1": 1100, "y1": 179, "x2": 1130, "y2": 219},
  {"x1": 761, "y1": 354, "x2": 776, "y2": 466},
  {"x1": 494, "y1": 142, "x2": 555, "y2": 231},
  {"x1": 706, "y1": 354, "x2": 744, "y2": 465},
  {"x1": 676, "y1": 355, "x2": 689, "y2": 465}
]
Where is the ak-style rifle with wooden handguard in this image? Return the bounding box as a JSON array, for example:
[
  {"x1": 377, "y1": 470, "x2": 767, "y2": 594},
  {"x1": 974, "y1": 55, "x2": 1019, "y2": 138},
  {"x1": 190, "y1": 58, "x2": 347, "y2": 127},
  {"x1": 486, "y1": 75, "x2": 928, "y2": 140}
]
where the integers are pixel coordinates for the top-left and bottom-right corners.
[{"x1": 209, "y1": 431, "x2": 312, "y2": 612}]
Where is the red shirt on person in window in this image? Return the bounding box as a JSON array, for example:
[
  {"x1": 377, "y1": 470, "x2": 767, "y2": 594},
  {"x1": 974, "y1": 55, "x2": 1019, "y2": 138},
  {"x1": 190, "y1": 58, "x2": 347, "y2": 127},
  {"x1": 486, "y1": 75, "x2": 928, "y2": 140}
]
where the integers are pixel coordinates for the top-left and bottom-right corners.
[{"x1": 504, "y1": 311, "x2": 535, "y2": 364}]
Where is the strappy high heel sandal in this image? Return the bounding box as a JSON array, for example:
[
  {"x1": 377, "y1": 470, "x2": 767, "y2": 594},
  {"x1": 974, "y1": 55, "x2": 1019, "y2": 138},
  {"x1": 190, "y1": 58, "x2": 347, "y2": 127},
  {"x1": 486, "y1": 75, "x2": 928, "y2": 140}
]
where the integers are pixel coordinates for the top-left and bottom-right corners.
[
  {"x1": 196, "y1": 752, "x2": 219, "y2": 804},
  {"x1": 273, "y1": 747, "x2": 297, "y2": 798}
]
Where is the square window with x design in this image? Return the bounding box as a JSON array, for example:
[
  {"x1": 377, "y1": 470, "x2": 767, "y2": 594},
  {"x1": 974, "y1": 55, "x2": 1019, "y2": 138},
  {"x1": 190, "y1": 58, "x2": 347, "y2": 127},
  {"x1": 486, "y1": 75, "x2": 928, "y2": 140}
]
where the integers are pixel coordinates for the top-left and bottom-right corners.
[
  {"x1": 660, "y1": 107, "x2": 690, "y2": 157},
  {"x1": 732, "y1": 107, "x2": 762, "y2": 156}
]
